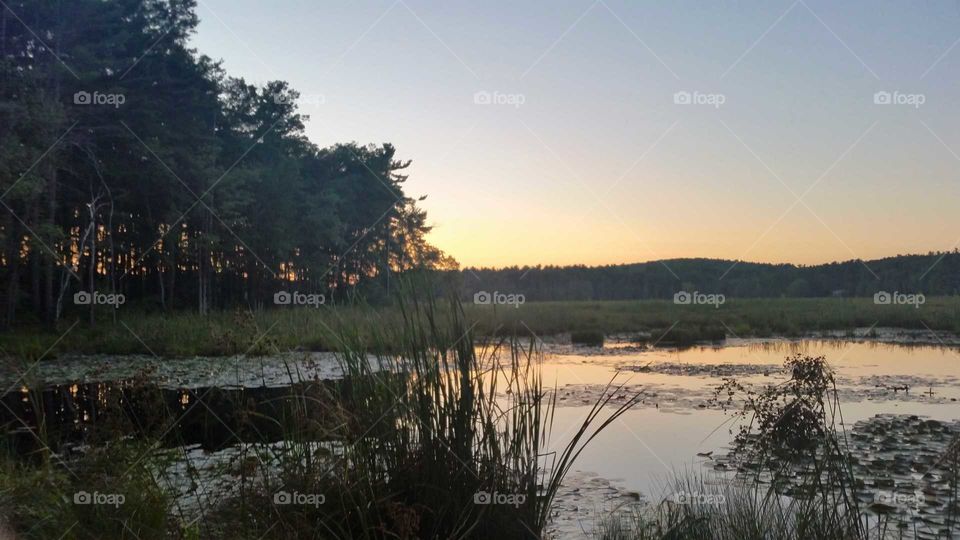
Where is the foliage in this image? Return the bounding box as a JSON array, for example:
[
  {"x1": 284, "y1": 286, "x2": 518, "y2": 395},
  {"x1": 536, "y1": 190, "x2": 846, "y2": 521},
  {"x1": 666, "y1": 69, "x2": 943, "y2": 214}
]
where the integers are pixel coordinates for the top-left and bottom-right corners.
[
  {"x1": 0, "y1": 0, "x2": 452, "y2": 328},
  {"x1": 206, "y1": 291, "x2": 641, "y2": 538},
  {"x1": 0, "y1": 441, "x2": 172, "y2": 539},
  {"x1": 0, "y1": 290, "x2": 641, "y2": 538}
]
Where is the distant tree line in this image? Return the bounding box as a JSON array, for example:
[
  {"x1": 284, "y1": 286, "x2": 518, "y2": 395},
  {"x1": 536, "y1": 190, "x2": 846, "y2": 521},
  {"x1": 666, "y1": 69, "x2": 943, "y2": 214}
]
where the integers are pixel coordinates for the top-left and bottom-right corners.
[
  {"x1": 457, "y1": 252, "x2": 960, "y2": 301},
  {"x1": 0, "y1": 0, "x2": 454, "y2": 327}
]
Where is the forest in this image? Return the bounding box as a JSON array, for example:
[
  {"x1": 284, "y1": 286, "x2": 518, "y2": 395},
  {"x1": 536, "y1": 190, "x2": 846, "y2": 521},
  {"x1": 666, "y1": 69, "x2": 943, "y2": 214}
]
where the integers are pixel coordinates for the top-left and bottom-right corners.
[
  {"x1": 3, "y1": 0, "x2": 957, "y2": 331},
  {"x1": 0, "y1": 0, "x2": 453, "y2": 328},
  {"x1": 457, "y1": 252, "x2": 960, "y2": 302}
]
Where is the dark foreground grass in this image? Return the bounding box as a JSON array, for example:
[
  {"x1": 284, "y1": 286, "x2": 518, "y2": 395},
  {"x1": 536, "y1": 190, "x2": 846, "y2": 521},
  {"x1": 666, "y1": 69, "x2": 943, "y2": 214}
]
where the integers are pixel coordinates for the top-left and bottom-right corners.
[
  {"x1": 2, "y1": 297, "x2": 959, "y2": 358},
  {"x1": 2, "y1": 298, "x2": 958, "y2": 538},
  {"x1": 0, "y1": 294, "x2": 639, "y2": 539}
]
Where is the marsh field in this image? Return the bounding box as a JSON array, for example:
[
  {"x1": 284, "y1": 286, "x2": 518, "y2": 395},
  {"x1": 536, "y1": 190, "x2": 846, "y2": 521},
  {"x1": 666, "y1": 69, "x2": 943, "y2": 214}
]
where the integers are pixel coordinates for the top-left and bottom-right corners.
[
  {"x1": 5, "y1": 297, "x2": 960, "y2": 357},
  {"x1": 2, "y1": 297, "x2": 959, "y2": 539}
]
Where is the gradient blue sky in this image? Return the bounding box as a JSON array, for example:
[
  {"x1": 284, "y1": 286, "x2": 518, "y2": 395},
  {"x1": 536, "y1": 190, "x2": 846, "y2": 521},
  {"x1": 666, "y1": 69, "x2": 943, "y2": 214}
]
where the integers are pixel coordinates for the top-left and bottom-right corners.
[{"x1": 191, "y1": 0, "x2": 960, "y2": 267}]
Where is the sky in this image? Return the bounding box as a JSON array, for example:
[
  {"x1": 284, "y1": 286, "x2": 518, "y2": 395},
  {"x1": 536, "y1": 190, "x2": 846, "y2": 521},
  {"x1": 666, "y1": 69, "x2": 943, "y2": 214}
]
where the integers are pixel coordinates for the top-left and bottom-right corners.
[{"x1": 190, "y1": 0, "x2": 960, "y2": 268}]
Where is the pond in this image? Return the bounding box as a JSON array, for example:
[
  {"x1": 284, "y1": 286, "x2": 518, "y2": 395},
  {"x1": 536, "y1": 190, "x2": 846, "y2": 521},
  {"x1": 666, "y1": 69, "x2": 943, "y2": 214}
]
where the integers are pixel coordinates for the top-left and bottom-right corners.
[
  {"x1": 2, "y1": 336, "x2": 959, "y2": 538},
  {"x1": 539, "y1": 337, "x2": 960, "y2": 537}
]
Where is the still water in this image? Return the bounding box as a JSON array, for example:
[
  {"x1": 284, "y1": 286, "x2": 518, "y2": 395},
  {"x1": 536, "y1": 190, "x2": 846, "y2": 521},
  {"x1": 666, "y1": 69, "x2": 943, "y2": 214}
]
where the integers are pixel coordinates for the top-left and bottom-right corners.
[
  {"x1": 2, "y1": 338, "x2": 959, "y2": 537},
  {"x1": 539, "y1": 339, "x2": 960, "y2": 536}
]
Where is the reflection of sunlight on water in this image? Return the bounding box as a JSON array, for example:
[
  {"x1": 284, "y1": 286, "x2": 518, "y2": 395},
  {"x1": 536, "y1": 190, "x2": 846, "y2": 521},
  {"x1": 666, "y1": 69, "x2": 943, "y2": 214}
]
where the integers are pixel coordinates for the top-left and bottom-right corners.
[{"x1": 527, "y1": 339, "x2": 960, "y2": 508}]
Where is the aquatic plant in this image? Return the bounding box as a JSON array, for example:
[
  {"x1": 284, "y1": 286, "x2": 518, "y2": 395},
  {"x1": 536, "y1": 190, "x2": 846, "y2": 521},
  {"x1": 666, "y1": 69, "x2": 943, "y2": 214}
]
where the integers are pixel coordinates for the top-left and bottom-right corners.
[
  {"x1": 180, "y1": 289, "x2": 641, "y2": 538},
  {"x1": 593, "y1": 354, "x2": 960, "y2": 539},
  {"x1": 274, "y1": 292, "x2": 637, "y2": 537},
  {"x1": 571, "y1": 330, "x2": 605, "y2": 347}
]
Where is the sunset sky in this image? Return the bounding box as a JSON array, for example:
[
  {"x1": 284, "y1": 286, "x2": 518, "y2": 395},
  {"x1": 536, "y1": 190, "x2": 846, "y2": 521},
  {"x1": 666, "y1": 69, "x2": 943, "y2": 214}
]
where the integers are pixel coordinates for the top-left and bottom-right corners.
[{"x1": 192, "y1": 0, "x2": 960, "y2": 268}]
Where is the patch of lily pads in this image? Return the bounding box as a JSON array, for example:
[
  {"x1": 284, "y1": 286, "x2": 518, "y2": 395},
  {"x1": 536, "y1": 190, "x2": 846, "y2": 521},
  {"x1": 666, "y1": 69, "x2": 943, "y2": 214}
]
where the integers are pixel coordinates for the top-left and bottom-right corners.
[
  {"x1": 0, "y1": 352, "x2": 352, "y2": 390},
  {"x1": 711, "y1": 414, "x2": 960, "y2": 538}
]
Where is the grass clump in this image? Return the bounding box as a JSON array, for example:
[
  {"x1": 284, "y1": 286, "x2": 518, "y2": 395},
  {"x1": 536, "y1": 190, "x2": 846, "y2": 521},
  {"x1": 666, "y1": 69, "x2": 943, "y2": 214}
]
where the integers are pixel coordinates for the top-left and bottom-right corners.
[
  {"x1": 594, "y1": 474, "x2": 859, "y2": 540},
  {"x1": 571, "y1": 330, "x2": 605, "y2": 347},
  {"x1": 0, "y1": 288, "x2": 642, "y2": 539},
  {"x1": 0, "y1": 441, "x2": 172, "y2": 539},
  {"x1": 193, "y1": 290, "x2": 642, "y2": 538}
]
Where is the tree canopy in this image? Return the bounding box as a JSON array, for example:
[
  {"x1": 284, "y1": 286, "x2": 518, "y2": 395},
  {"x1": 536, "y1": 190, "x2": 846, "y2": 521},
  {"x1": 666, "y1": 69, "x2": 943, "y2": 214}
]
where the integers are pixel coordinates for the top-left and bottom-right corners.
[{"x1": 0, "y1": 0, "x2": 454, "y2": 326}]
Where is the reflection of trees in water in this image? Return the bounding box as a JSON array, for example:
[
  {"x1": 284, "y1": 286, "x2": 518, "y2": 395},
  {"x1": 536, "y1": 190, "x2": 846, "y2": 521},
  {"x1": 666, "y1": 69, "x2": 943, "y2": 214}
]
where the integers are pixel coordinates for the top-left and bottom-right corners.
[
  {"x1": 746, "y1": 338, "x2": 957, "y2": 356},
  {"x1": 1, "y1": 378, "x2": 343, "y2": 456}
]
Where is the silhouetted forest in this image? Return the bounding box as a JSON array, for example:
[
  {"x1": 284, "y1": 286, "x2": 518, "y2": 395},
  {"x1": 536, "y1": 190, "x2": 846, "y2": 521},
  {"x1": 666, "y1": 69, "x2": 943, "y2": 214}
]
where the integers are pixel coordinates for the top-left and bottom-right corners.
[
  {"x1": 4, "y1": 1, "x2": 957, "y2": 331},
  {"x1": 0, "y1": 0, "x2": 453, "y2": 327},
  {"x1": 458, "y1": 252, "x2": 960, "y2": 301}
]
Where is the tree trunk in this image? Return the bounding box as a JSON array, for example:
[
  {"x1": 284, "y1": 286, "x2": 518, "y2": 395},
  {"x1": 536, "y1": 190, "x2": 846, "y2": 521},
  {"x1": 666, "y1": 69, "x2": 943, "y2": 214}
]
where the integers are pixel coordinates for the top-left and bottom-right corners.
[
  {"x1": 29, "y1": 201, "x2": 41, "y2": 318},
  {"x1": 43, "y1": 166, "x2": 57, "y2": 326},
  {"x1": 3, "y1": 221, "x2": 21, "y2": 328}
]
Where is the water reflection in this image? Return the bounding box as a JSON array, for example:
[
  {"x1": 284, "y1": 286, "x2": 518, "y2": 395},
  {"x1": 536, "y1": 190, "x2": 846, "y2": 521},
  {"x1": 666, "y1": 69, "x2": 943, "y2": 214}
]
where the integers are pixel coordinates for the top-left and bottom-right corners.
[
  {"x1": 536, "y1": 338, "x2": 960, "y2": 536},
  {"x1": 2, "y1": 339, "x2": 959, "y2": 538},
  {"x1": 1, "y1": 380, "x2": 342, "y2": 457}
]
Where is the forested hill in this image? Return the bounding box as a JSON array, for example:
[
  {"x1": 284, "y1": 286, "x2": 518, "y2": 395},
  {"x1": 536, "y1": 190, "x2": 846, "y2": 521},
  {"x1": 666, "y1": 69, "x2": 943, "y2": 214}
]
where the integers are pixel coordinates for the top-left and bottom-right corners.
[{"x1": 458, "y1": 252, "x2": 960, "y2": 301}]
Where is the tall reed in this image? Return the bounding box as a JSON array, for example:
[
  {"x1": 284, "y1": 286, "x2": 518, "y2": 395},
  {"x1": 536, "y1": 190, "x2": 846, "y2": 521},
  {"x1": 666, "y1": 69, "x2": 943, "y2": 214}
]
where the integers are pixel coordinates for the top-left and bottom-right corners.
[{"x1": 213, "y1": 289, "x2": 641, "y2": 538}]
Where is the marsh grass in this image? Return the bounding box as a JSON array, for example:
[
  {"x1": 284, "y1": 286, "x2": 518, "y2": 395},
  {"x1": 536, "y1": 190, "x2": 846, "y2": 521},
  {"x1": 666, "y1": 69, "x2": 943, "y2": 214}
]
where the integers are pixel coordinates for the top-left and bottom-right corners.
[
  {"x1": 594, "y1": 474, "x2": 863, "y2": 540},
  {"x1": 4, "y1": 297, "x2": 960, "y2": 358},
  {"x1": 209, "y1": 292, "x2": 642, "y2": 538},
  {"x1": 1, "y1": 290, "x2": 641, "y2": 538},
  {"x1": 0, "y1": 439, "x2": 172, "y2": 539}
]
